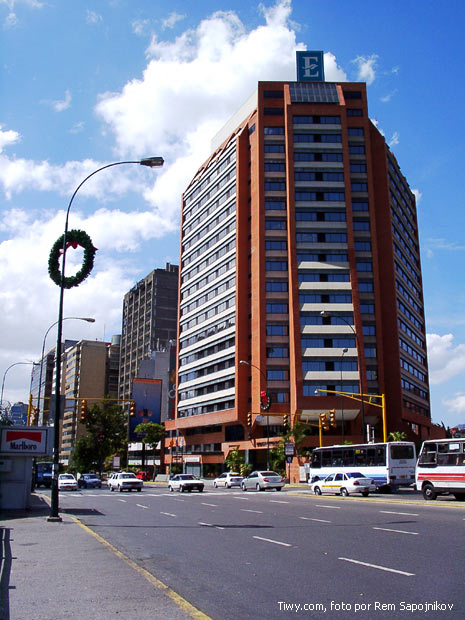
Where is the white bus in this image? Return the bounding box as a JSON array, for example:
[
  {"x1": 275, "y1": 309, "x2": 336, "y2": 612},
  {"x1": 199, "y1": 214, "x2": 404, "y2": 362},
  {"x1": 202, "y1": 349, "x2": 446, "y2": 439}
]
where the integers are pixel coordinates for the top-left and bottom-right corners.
[
  {"x1": 416, "y1": 438, "x2": 465, "y2": 501},
  {"x1": 309, "y1": 442, "x2": 416, "y2": 492}
]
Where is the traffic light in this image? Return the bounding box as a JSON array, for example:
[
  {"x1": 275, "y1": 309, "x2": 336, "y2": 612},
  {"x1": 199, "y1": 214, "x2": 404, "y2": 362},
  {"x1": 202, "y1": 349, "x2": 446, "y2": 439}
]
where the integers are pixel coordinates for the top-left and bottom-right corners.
[
  {"x1": 283, "y1": 414, "x2": 289, "y2": 430},
  {"x1": 80, "y1": 399, "x2": 87, "y2": 423},
  {"x1": 247, "y1": 412, "x2": 252, "y2": 427},
  {"x1": 129, "y1": 401, "x2": 136, "y2": 417},
  {"x1": 320, "y1": 412, "x2": 329, "y2": 431},
  {"x1": 329, "y1": 409, "x2": 336, "y2": 428}
]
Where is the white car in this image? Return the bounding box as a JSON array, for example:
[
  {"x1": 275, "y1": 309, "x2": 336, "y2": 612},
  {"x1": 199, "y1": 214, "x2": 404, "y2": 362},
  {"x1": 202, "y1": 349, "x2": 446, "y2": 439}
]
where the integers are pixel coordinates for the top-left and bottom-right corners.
[
  {"x1": 108, "y1": 472, "x2": 143, "y2": 492},
  {"x1": 309, "y1": 472, "x2": 376, "y2": 497},
  {"x1": 168, "y1": 474, "x2": 204, "y2": 493},
  {"x1": 213, "y1": 472, "x2": 243, "y2": 488},
  {"x1": 58, "y1": 473, "x2": 77, "y2": 491},
  {"x1": 241, "y1": 471, "x2": 285, "y2": 492}
]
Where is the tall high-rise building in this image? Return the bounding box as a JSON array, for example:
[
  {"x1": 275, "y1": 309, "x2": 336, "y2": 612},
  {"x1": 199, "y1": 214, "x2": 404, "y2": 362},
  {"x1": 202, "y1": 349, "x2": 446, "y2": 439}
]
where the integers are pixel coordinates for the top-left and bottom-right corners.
[
  {"x1": 167, "y1": 68, "x2": 432, "y2": 477},
  {"x1": 118, "y1": 263, "x2": 179, "y2": 404}
]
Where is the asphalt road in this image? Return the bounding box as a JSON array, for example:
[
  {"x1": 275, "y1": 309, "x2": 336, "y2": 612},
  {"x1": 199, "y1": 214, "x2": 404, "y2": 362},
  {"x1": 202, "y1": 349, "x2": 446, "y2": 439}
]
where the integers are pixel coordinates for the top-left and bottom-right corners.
[{"x1": 46, "y1": 485, "x2": 465, "y2": 620}]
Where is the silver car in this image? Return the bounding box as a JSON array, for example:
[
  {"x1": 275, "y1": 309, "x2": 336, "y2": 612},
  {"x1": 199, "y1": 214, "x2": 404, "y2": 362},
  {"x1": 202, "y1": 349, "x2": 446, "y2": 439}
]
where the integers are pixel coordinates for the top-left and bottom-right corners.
[
  {"x1": 213, "y1": 472, "x2": 243, "y2": 488},
  {"x1": 241, "y1": 470, "x2": 285, "y2": 492}
]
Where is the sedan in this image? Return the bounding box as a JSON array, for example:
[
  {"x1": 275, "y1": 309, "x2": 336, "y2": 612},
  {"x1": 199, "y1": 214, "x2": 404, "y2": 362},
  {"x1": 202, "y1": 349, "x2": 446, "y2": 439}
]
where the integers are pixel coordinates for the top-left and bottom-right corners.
[
  {"x1": 58, "y1": 473, "x2": 78, "y2": 491},
  {"x1": 78, "y1": 473, "x2": 102, "y2": 489},
  {"x1": 241, "y1": 471, "x2": 285, "y2": 492},
  {"x1": 309, "y1": 472, "x2": 376, "y2": 497},
  {"x1": 168, "y1": 474, "x2": 204, "y2": 493},
  {"x1": 213, "y1": 472, "x2": 243, "y2": 488},
  {"x1": 108, "y1": 472, "x2": 143, "y2": 492}
]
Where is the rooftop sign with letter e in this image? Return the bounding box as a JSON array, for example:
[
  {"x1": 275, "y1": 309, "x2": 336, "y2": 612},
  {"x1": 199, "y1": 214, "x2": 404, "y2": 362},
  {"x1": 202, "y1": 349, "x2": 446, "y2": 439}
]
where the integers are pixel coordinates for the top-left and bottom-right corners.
[{"x1": 296, "y1": 50, "x2": 325, "y2": 82}]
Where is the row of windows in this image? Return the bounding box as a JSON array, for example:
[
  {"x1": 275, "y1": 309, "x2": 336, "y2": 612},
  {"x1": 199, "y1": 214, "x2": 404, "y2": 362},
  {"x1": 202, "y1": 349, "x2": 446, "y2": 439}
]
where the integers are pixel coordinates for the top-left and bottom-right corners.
[
  {"x1": 264, "y1": 143, "x2": 285, "y2": 153},
  {"x1": 403, "y1": 399, "x2": 429, "y2": 418},
  {"x1": 393, "y1": 226, "x2": 419, "y2": 265},
  {"x1": 390, "y1": 192, "x2": 416, "y2": 235},
  {"x1": 297, "y1": 252, "x2": 348, "y2": 262},
  {"x1": 389, "y1": 173, "x2": 415, "y2": 220},
  {"x1": 388, "y1": 158, "x2": 412, "y2": 200},
  {"x1": 181, "y1": 257, "x2": 235, "y2": 299},
  {"x1": 300, "y1": 314, "x2": 353, "y2": 326},
  {"x1": 391, "y1": 209, "x2": 418, "y2": 250},
  {"x1": 298, "y1": 272, "x2": 349, "y2": 282},
  {"x1": 296, "y1": 232, "x2": 347, "y2": 243},
  {"x1": 179, "y1": 357, "x2": 235, "y2": 384},
  {"x1": 302, "y1": 337, "x2": 356, "y2": 349},
  {"x1": 294, "y1": 133, "x2": 342, "y2": 143},
  {"x1": 294, "y1": 151, "x2": 343, "y2": 162},
  {"x1": 300, "y1": 293, "x2": 351, "y2": 304},
  {"x1": 266, "y1": 239, "x2": 287, "y2": 251},
  {"x1": 181, "y1": 276, "x2": 235, "y2": 315},
  {"x1": 265, "y1": 199, "x2": 286, "y2": 210},
  {"x1": 182, "y1": 238, "x2": 235, "y2": 283},
  {"x1": 347, "y1": 109, "x2": 363, "y2": 116},
  {"x1": 183, "y1": 201, "x2": 235, "y2": 251},
  {"x1": 266, "y1": 280, "x2": 288, "y2": 292},
  {"x1": 400, "y1": 358, "x2": 427, "y2": 382},
  {"x1": 304, "y1": 382, "x2": 360, "y2": 396},
  {"x1": 267, "y1": 369, "x2": 289, "y2": 381},
  {"x1": 180, "y1": 337, "x2": 235, "y2": 367},
  {"x1": 179, "y1": 378, "x2": 235, "y2": 401},
  {"x1": 178, "y1": 399, "x2": 235, "y2": 418},
  {"x1": 397, "y1": 300, "x2": 424, "y2": 332},
  {"x1": 267, "y1": 346, "x2": 288, "y2": 358},
  {"x1": 349, "y1": 145, "x2": 365, "y2": 154},
  {"x1": 396, "y1": 279, "x2": 423, "y2": 315},
  {"x1": 296, "y1": 210, "x2": 346, "y2": 221},
  {"x1": 303, "y1": 360, "x2": 358, "y2": 372},
  {"x1": 355, "y1": 240, "x2": 371, "y2": 251},
  {"x1": 293, "y1": 115, "x2": 341, "y2": 125},
  {"x1": 183, "y1": 221, "x2": 235, "y2": 265},
  {"x1": 265, "y1": 181, "x2": 286, "y2": 191},
  {"x1": 295, "y1": 171, "x2": 344, "y2": 182},
  {"x1": 351, "y1": 182, "x2": 368, "y2": 192},
  {"x1": 266, "y1": 219, "x2": 286, "y2": 230},
  {"x1": 398, "y1": 319, "x2": 425, "y2": 349},
  {"x1": 401, "y1": 378, "x2": 428, "y2": 400},
  {"x1": 180, "y1": 316, "x2": 235, "y2": 351},
  {"x1": 399, "y1": 338, "x2": 426, "y2": 365},
  {"x1": 265, "y1": 161, "x2": 285, "y2": 172},
  {"x1": 183, "y1": 167, "x2": 235, "y2": 222},
  {"x1": 266, "y1": 260, "x2": 287, "y2": 271},
  {"x1": 267, "y1": 323, "x2": 288, "y2": 336},
  {"x1": 180, "y1": 295, "x2": 235, "y2": 333},
  {"x1": 184, "y1": 150, "x2": 235, "y2": 209},
  {"x1": 296, "y1": 191, "x2": 345, "y2": 201}
]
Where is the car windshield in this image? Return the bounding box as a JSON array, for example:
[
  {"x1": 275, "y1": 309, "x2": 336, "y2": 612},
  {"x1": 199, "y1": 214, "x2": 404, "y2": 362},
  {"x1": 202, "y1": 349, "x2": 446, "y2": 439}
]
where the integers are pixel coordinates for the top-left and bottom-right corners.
[
  {"x1": 346, "y1": 472, "x2": 365, "y2": 478},
  {"x1": 60, "y1": 474, "x2": 73, "y2": 479},
  {"x1": 121, "y1": 473, "x2": 137, "y2": 479},
  {"x1": 179, "y1": 475, "x2": 195, "y2": 480}
]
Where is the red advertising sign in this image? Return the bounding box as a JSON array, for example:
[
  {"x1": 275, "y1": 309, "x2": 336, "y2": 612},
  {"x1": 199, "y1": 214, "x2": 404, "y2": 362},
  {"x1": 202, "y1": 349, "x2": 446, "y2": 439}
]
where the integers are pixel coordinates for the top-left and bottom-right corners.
[{"x1": 0, "y1": 427, "x2": 52, "y2": 455}]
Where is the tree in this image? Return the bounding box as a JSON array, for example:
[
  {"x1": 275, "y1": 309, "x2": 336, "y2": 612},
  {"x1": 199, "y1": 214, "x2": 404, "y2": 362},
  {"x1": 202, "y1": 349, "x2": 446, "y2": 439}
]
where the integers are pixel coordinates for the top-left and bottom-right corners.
[
  {"x1": 224, "y1": 447, "x2": 244, "y2": 472},
  {"x1": 134, "y1": 422, "x2": 165, "y2": 475},
  {"x1": 387, "y1": 431, "x2": 407, "y2": 442},
  {"x1": 70, "y1": 403, "x2": 127, "y2": 475}
]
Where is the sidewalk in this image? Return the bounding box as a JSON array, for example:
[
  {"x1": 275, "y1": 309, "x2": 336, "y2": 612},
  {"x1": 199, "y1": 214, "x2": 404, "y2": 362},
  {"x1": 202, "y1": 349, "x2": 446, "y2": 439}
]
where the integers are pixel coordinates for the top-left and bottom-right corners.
[{"x1": 0, "y1": 494, "x2": 204, "y2": 620}]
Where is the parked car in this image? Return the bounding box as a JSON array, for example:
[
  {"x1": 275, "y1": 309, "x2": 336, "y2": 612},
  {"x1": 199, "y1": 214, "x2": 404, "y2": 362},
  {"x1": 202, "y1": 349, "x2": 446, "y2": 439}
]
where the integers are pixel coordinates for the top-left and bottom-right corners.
[
  {"x1": 136, "y1": 471, "x2": 151, "y2": 481},
  {"x1": 213, "y1": 472, "x2": 243, "y2": 488},
  {"x1": 309, "y1": 472, "x2": 376, "y2": 497},
  {"x1": 78, "y1": 473, "x2": 102, "y2": 489},
  {"x1": 58, "y1": 473, "x2": 77, "y2": 491},
  {"x1": 241, "y1": 471, "x2": 285, "y2": 492},
  {"x1": 168, "y1": 474, "x2": 204, "y2": 493},
  {"x1": 108, "y1": 472, "x2": 143, "y2": 492},
  {"x1": 106, "y1": 472, "x2": 117, "y2": 488}
]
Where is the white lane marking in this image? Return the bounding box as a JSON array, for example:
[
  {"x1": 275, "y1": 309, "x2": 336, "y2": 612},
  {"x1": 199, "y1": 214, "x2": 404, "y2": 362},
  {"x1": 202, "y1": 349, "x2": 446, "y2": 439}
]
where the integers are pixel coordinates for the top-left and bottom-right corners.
[
  {"x1": 240, "y1": 509, "x2": 263, "y2": 514},
  {"x1": 169, "y1": 498, "x2": 185, "y2": 501},
  {"x1": 379, "y1": 510, "x2": 419, "y2": 516},
  {"x1": 160, "y1": 512, "x2": 177, "y2": 517},
  {"x1": 199, "y1": 522, "x2": 225, "y2": 530},
  {"x1": 299, "y1": 517, "x2": 331, "y2": 523},
  {"x1": 315, "y1": 504, "x2": 341, "y2": 509},
  {"x1": 253, "y1": 536, "x2": 292, "y2": 547},
  {"x1": 136, "y1": 504, "x2": 149, "y2": 509},
  {"x1": 234, "y1": 496, "x2": 250, "y2": 500},
  {"x1": 373, "y1": 527, "x2": 418, "y2": 535},
  {"x1": 117, "y1": 499, "x2": 127, "y2": 503},
  {"x1": 201, "y1": 503, "x2": 217, "y2": 507},
  {"x1": 269, "y1": 500, "x2": 288, "y2": 504},
  {"x1": 338, "y1": 557, "x2": 415, "y2": 576}
]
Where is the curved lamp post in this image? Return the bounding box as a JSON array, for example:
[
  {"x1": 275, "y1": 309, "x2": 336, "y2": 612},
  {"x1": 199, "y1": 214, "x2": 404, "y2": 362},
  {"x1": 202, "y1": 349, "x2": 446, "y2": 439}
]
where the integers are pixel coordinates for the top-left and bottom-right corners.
[
  {"x1": 37, "y1": 317, "x2": 95, "y2": 418},
  {"x1": 1, "y1": 362, "x2": 38, "y2": 410},
  {"x1": 239, "y1": 359, "x2": 270, "y2": 469},
  {"x1": 48, "y1": 157, "x2": 164, "y2": 522},
  {"x1": 320, "y1": 310, "x2": 366, "y2": 442},
  {"x1": 340, "y1": 347, "x2": 348, "y2": 443}
]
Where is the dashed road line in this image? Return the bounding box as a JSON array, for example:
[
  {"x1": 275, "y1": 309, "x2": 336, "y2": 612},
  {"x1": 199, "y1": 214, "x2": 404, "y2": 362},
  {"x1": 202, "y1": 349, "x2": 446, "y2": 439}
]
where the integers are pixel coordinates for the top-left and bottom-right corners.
[
  {"x1": 117, "y1": 499, "x2": 127, "y2": 503},
  {"x1": 201, "y1": 503, "x2": 217, "y2": 507},
  {"x1": 373, "y1": 527, "x2": 418, "y2": 535},
  {"x1": 379, "y1": 510, "x2": 418, "y2": 516},
  {"x1": 315, "y1": 504, "x2": 341, "y2": 509},
  {"x1": 299, "y1": 516, "x2": 331, "y2": 523},
  {"x1": 269, "y1": 500, "x2": 288, "y2": 504},
  {"x1": 160, "y1": 512, "x2": 177, "y2": 517},
  {"x1": 136, "y1": 504, "x2": 149, "y2": 509},
  {"x1": 240, "y1": 509, "x2": 263, "y2": 514},
  {"x1": 253, "y1": 536, "x2": 292, "y2": 547},
  {"x1": 198, "y1": 522, "x2": 225, "y2": 530},
  {"x1": 338, "y1": 557, "x2": 415, "y2": 576}
]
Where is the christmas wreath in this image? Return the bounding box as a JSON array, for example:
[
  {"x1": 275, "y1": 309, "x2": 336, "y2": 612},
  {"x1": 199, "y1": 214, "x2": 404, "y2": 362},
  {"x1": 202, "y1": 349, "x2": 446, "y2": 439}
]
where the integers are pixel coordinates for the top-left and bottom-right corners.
[
  {"x1": 48, "y1": 229, "x2": 97, "y2": 289},
  {"x1": 260, "y1": 389, "x2": 271, "y2": 412}
]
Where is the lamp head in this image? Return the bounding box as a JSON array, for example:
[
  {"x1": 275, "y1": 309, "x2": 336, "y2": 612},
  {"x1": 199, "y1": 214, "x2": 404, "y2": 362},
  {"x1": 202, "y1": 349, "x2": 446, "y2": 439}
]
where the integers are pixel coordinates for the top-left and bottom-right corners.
[
  {"x1": 140, "y1": 157, "x2": 164, "y2": 168},
  {"x1": 320, "y1": 310, "x2": 329, "y2": 318},
  {"x1": 83, "y1": 318, "x2": 96, "y2": 323},
  {"x1": 239, "y1": 360, "x2": 249, "y2": 366}
]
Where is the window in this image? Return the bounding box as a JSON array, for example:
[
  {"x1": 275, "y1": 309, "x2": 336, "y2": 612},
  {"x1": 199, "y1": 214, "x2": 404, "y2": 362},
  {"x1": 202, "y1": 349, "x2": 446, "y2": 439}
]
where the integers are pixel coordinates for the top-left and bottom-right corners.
[
  {"x1": 265, "y1": 219, "x2": 286, "y2": 230},
  {"x1": 265, "y1": 162, "x2": 285, "y2": 172},
  {"x1": 352, "y1": 201, "x2": 369, "y2": 211},
  {"x1": 266, "y1": 281, "x2": 288, "y2": 292},
  {"x1": 351, "y1": 182, "x2": 368, "y2": 192},
  {"x1": 264, "y1": 107, "x2": 284, "y2": 116},
  {"x1": 264, "y1": 144, "x2": 285, "y2": 153},
  {"x1": 360, "y1": 303, "x2": 375, "y2": 314},
  {"x1": 355, "y1": 241, "x2": 371, "y2": 251},
  {"x1": 348, "y1": 128, "x2": 364, "y2": 136},
  {"x1": 266, "y1": 261, "x2": 287, "y2": 271},
  {"x1": 347, "y1": 109, "x2": 363, "y2": 116},
  {"x1": 266, "y1": 324, "x2": 287, "y2": 336},
  {"x1": 359, "y1": 281, "x2": 374, "y2": 292},
  {"x1": 265, "y1": 200, "x2": 286, "y2": 210},
  {"x1": 265, "y1": 182, "x2": 285, "y2": 191},
  {"x1": 349, "y1": 145, "x2": 365, "y2": 154},
  {"x1": 356, "y1": 262, "x2": 372, "y2": 272},
  {"x1": 267, "y1": 369, "x2": 288, "y2": 380},
  {"x1": 264, "y1": 127, "x2": 284, "y2": 134},
  {"x1": 266, "y1": 303, "x2": 288, "y2": 313},
  {"x1": 343, "y1": 91, "x2": 362, "y2": 99},
  {"x1": 353, "y1": 221, "x2": 370, "y2": 230},
  {"x1": 265, "y1": 240, "x2": 287, "y2": 251},
  {"x1": 350, "y1": 163, "x2": 367, "y2": 173},
  {"x1": 267, "y1": 347, "x2": 288, "y2": 358}
]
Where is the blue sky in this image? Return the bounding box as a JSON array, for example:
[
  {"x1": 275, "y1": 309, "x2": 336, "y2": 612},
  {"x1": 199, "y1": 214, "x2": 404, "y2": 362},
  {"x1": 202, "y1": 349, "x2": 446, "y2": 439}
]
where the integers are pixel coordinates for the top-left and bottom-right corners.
[{"x1": 1, "y1": 0, "x2": 464, "y2": 429}]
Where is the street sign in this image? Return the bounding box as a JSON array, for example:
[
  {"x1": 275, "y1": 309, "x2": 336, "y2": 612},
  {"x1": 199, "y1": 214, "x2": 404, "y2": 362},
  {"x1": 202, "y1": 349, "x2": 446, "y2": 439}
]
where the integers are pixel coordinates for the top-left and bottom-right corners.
[
  {"x1": 284, "y1": 442, "x2": 295, "y2": 456},
  {"x1": 286, "y1": 455, "x2": 293, "y2": 464}
]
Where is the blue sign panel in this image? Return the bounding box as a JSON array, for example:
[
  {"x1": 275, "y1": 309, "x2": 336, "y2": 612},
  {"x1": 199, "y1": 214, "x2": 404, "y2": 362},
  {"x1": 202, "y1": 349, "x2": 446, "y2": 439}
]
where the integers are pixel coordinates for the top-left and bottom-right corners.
[
  {"x1": 129, "y1": 378, "x2": 162, "y2": 440},
  {"x1": 296, "y1": 51, "x2": 325, "y2": 82}
]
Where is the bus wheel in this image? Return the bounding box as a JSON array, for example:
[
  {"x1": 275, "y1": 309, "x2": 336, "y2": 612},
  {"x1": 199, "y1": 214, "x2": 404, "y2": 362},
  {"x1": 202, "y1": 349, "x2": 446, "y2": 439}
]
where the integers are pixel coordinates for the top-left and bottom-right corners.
[{"x1": 422, "y1": 483, "x2": 437, "y2": 501}]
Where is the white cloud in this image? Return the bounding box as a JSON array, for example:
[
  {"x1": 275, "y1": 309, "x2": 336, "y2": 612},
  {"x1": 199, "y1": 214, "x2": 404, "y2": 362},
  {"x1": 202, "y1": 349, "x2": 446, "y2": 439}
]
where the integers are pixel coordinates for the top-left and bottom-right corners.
[
  {"x1": 352, "y1": 54, "x2": 378, "y2": 85},
  {"x1": 52, "y1": 89, "x2": 72, "y2": 112},
  {"x1": 443, "y1": 393, "x2": 465, "y2": 415},
  {"x1": 161, "y1": 12, "x2": 185, "y2": 30},
  {"x1": 4, "y1": 11, "x2": 17, "y2": 27},
  {"x1": 412, "y1": 188, "x2": 422, "y2": 204},
  {"x1": 381, "y1": 89, "x2": 397, "y2": 103},
  {"x1": 132, "y1": 18, "x2": 150, "y2": 36},
  {"x1": 86, "y1": 10, "x2": 102, "y2": 25},
  {"x1": 0, "y1": 125, "x2": 21, "y2": 153},
  {"x1": 427, "y1": 333, "x2": 465, "y2": 385},
  {"x1": 389, "y1": 131, "x2": 399, "y2": 147}
]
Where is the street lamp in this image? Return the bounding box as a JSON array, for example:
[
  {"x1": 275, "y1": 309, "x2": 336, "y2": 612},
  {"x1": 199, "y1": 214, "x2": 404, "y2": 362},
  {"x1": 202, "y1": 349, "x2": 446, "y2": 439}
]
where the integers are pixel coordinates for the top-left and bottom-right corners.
[
  {"x1": 48, "y1": 157, "x2": 164, "y2": 522},
  {"x1": 1, "y1": 362, "x2": 38, "y2": 410},
  {"x1": 320, "y1": 310, "x2": 366, "y2": 441},
  {"x1": 239, "y1": 359, "x2": 270, "y2": 470},
  {"x1": 37, "y1": 317, "x2": 95, "y2": 419},
  {"x1": 340, "y1": 348, "x2": 348, "y2": 444}
]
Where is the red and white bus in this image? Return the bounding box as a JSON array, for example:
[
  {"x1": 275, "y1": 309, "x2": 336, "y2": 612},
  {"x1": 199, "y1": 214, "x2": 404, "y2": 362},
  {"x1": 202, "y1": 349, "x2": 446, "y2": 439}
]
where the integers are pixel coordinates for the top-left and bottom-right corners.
[{"x1": 416, "y1": 438, "x2": 465, "y2": 501}]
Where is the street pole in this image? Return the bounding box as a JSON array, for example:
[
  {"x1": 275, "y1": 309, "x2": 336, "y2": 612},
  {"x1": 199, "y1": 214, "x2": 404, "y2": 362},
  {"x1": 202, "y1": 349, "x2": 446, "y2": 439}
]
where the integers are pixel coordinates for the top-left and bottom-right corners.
[
  {"x1": 340, "y1": 348, "x2": 348, "y2": 444},
  {"x1": 1, "y1": 362, "x2": 37, "y2": 411},
  {"x1": 48, "y1": 157, "x2": 164, "y2": 522},
  {"x1": 239, "y1": 360, "x2": 270, "y2": 469}
]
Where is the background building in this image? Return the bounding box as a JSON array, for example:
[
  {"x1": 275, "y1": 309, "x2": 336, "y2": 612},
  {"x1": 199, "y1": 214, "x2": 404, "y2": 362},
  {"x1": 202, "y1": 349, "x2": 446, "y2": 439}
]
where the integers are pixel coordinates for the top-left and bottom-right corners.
[
  {"x1": 167, "y1": 67, "x2": 433, "y2": 477},
  {"x1": 118, "y1": 263, "x2": 179, "y2": 404}
]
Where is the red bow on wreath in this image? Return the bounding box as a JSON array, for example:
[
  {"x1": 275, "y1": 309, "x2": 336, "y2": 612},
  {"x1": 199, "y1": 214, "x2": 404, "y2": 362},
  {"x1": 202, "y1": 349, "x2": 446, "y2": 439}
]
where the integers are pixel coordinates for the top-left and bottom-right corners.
[
  {"x1": 59, "y1": 240, "x2": 80, "y2": 254},
  {"x1": 260, "y1": 390, "x2": 271, "y2": 411}
]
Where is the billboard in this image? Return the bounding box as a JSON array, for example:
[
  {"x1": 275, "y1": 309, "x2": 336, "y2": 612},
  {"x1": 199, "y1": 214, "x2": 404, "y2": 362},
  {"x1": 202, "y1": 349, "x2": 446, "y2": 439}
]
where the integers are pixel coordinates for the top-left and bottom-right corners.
[
  {"x1": 0, "y1": 426, "x2": 53, "y2": 456},
  {"x1": 296, "y1": 50, "x2": 325, "y2": 82},
  {"x1": 129, "y1": 378, "x2": 162, "y2": 441}
]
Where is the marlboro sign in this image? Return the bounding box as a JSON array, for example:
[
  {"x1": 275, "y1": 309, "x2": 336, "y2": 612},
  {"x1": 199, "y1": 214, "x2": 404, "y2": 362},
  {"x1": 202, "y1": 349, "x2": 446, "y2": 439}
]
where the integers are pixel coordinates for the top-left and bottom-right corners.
[{"x1": 0, "y1": 426, "x2": 52, "y2": 456}]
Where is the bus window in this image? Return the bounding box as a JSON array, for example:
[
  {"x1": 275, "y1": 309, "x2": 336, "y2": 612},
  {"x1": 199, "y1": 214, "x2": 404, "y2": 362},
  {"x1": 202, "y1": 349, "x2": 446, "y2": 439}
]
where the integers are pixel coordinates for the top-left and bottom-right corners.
[
  {"x1": 354, "y1": 448, "x2": 366, "y2": 466},
  {"x1": 391, "y1": 444, "x2": 415, "y2": 460},
  {"x1": 418, "y1": 443, "x2": 437, "y2": 465},
  {"x1": 332, "y1": 450, "x2": 343, "y2": 466},
  {"x1": 343, "y1": 448, "x2": 354, "y2": 466},
  {"x1": 322, "y1": 450, "x2": 332, "y2": 467},
  {"x1": 312, "y1": 451, "x2": 321, "y2": 468},
  {"x1": 375, "y1": 447, "x2": 386, "y2": 465}
]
